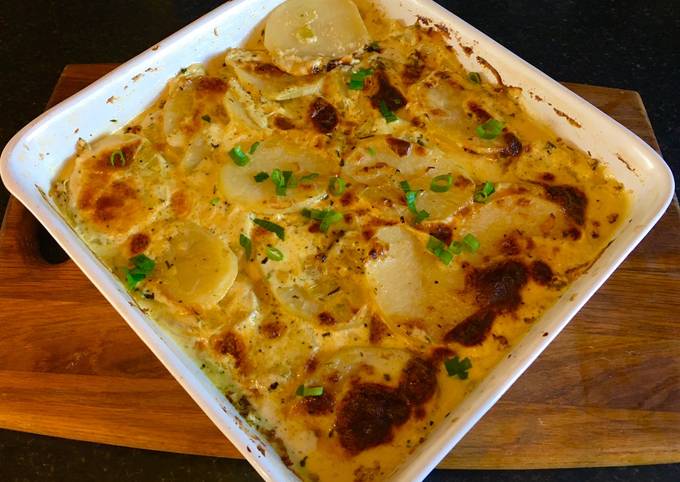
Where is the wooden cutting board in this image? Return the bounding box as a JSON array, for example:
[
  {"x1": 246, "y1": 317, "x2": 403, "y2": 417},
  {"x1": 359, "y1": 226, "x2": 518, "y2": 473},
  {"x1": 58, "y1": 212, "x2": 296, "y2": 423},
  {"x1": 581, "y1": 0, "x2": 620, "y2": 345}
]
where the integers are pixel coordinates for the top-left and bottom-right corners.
[{"x1": 1, "y1": 64, "x2": 679, "y2": 469}]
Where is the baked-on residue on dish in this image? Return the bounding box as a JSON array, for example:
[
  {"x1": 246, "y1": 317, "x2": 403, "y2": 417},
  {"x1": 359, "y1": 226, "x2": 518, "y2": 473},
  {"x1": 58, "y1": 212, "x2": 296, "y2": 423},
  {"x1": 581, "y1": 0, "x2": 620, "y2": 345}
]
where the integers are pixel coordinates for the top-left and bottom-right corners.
[{"x1": 50, "y1": 1, "x2": 630, "y2": 480}]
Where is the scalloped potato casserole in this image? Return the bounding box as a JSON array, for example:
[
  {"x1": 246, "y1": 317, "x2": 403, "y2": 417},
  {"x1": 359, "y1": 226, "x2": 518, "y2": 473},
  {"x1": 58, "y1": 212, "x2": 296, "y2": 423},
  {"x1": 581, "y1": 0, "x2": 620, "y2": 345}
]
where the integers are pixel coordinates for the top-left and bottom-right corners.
[{"x1": 50, "y1": 0, "x2": 630, "y2": 480}]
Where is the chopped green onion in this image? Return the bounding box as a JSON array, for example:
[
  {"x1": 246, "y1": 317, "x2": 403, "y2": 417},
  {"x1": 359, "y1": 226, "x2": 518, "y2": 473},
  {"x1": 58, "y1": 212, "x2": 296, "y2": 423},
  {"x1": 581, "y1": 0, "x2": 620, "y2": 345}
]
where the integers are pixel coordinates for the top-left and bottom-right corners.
[
  {"x1": 426, "y1": 236, "x2": 453, "y2": 265},
  {"x1": 328, "y1": 177, "x2": 346, "y2": 196},
  {"x1": 271, "y1": 168, "x2": 287, "y2": 195},
  {"x1": 462, "y1": 233, "x2": 480, "y2": 252},
  {"x1": 110, "y1": 150, "x2": 126, "y2": 167},
  {"x1": 302, "y1": 208, "x2": 343, "y2": 233},
  {"x1": 444, "y1": 356, "x2": 472, "y2": 379},
  {"x1": 296, "y1": 385, "x2": 324, "y2": 397},
  {"x1": 366, "y1": 146, "x2": 376, "y2": 156},
  {"x1": 378, "y1": 100, "x2": 398, "y2": 123},
  {"x1": 265, "y1": 245, "x2": 284, "y2": 261},
  {"x1": 123, "y1": 254, "x2": 155, "y2": 291},
  {"x1": 475, "y1": 119, "x2": 504, "y2": 140},
  {"x1": 473, "y1": 181, "x2": 495, "y2": 203},
  {"x1": 282, "y1": 170, "x2": 296, "y2": 189},
  {"x1": 249, "y1": 141, "x2": 260, "y2": 154},
  {"x1": 430, "y1": 174, "x2": 453, "y2": 193},
  {"x1": 400, "y1": 180, "x2": 429, "y2": 224},
  {"x1": 320, "y1": 211, "x2": 343, "y2": 233},
  {"x1": 254, "y1": 172, "x2": 269, "y2": 183},
  {"x1": 210, "y1": 197, "x2": 220, "y2": 205},
  {"x1": 239, "y1": 234, "x2": 252, "y2": 260},
  {"x1": 449, "y1": 240, "x2": 463, "y2": 255},
  {"x1": 298, "y1": 173, "x2": 319, "y2": 184},
  {"x1": 201, "y1": 114, "x2": 211, "y2": 122},
  {"x1": 253, "y1": 218, "x2": 285, "y2": 240},
  {"x1": 347, "y1": 68, "x2": 373, "y2": 90},
  {"x1": 468, "y1": 72, "x2": 481, "y2": 84},
  {"x1": 229, "y1": 146, "x2": 249, "y2": 166}
]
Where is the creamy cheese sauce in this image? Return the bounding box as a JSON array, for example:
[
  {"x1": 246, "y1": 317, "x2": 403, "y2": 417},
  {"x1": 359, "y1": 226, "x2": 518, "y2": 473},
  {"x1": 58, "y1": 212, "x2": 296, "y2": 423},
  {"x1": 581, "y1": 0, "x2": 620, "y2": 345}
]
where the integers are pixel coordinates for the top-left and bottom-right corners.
[{"x1": 50, "y1": 2, "x2": 630, "y2": 480}]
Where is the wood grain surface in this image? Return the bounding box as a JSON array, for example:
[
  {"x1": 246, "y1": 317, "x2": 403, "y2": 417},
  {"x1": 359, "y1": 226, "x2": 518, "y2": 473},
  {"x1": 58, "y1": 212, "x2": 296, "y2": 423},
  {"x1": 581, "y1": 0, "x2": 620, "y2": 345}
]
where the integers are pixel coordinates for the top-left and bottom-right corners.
[{"x1": 0, "y1": 64, "x2": 678, "y2": 469}]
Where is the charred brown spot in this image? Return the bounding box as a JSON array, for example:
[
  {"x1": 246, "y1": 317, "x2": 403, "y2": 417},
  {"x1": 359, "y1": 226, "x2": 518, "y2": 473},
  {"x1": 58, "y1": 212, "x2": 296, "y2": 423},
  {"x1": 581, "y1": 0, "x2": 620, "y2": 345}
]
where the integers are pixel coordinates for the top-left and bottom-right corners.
[
  {"x1": 429, "y1": 346, "x2": 455, "y2": 364},
  {"x1": 336, "y1": 383, "x2": 410, "y2": 454},
  {"x1": 254, "y1": 63, "x2": 284, "y2": 75},
  {"x1": 370, "y1": 72, "x2": 407, "y2": 112},
  {"x1": 309, "y1": 97, "x2": 339, "y2": 133},
  {"x1": 305, "y1": 356, "x2": 318, "y2": 373},
  {"x1": 196, "y1": 76, "x2": 228, "y2": 93},
  {"x1": 340, "y1": 191, "x2": 356, "y2": 207},
  {"x1": 472, "y1": 260, "x2": 529, "y2": 312},
  {"x1": 93, "y1": 181, "x2": 136, "y2": 222},
  {"x1": 530, "y1": 261, "x2": 553, "y2": 286},
  {"x1": 500, "y1": 132, "x2": 523, "y2": 158},
  {"x1": 499, "y1": 235, "x2": 521, "y2": 256},
  {"x1": 386, "y1": 137, "x2": 411, "y2": 157},
  {"x1": 300, "y1": 390, "x2": 335, "y2": 415},
  {"x1": 362, "y1": 229, "x2": 375, "y2": 241},
  {"x1": 213, "y1": 331, "x2": 246, "y2": 369},
  {"x1": 318, "y1": 312, "x2": 336, "y2": 325},
  {"x1": 562, "y1": 227, "x2": 582, "y2": 240},
  {"x1": 467, "y1": 101, "x2": 491, "y2": 122},
  {"x1": 125, "y1": 125, "x2": 142, "y2": 134},
  {"x1": 369, "y1": 315, "x2": 389, "y2": 343},
  {"x1": 607, "y1": 213, "x2": 619, "y2": 224},
  {"x1": 273, "y1": 116, "x2": 295, "y2": 130},
  {"x1": 260, "y1": 321, "x2": 285, "y2": 339},
  {"x1": 429, "y1": 224, "x2": 453, "y2": 245},
  {"x1": 398, "y1": 357, "x2": 437, "y2": 406},
  {"x1": 129, "y1": 233, "x2": 150, "y2": 254},
  {"x1": 541, "y1": 172, "x2": 555, "y2": 182},
  {"x1": 453, "y1": 176, "x2": 472, "y2": 188},
  {"x1": 403, "y1": 51, "x2": 425, "y2": 85},
  {"x1": 544, "y1": 184, "x2": 587, "y2": 225},
  {"x1": 444, "y1": 309, "x2": 495, "y2": 346}
]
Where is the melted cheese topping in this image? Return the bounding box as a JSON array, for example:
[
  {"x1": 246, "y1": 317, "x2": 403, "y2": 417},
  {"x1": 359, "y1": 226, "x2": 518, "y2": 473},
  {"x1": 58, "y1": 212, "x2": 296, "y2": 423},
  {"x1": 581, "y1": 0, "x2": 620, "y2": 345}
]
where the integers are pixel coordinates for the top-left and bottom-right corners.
[{"x1": 51, "y1": 2, "x2": 630, "y2": 480}]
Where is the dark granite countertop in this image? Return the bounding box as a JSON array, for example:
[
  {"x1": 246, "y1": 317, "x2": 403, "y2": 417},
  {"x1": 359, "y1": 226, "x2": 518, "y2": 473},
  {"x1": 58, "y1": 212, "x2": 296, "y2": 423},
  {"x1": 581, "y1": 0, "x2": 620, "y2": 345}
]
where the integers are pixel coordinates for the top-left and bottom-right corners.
[{"x1": 0, "y1": 1, "x2": 678, "y2": 481}]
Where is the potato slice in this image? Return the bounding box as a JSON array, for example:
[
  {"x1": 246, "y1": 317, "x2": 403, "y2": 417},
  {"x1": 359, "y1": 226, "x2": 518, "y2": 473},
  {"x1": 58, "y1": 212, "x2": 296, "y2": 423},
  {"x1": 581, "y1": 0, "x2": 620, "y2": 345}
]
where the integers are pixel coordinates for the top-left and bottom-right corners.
[
  {"x1": 219, "y1": 135, "x2": 335, "y2": 214},
  {"x1": 158, "y1": 223, "x2": 238, "y2": 308},
  {"x1": 366, "y1": 225, "x2": 471, "y2": 342},
  {"x1": 69, "y1": 134, "x2": 167, "y2": 241},
  {"x1": 264, "y1": 0, "x2": 370, "y2": 75}
]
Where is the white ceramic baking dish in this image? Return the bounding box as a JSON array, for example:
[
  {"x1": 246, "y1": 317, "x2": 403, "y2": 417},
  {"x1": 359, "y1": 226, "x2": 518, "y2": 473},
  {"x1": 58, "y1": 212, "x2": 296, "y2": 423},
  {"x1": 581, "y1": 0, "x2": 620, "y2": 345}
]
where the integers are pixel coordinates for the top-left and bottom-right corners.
[{"x1": 0, "y1": 0, "x2": 674, "y2": 480}]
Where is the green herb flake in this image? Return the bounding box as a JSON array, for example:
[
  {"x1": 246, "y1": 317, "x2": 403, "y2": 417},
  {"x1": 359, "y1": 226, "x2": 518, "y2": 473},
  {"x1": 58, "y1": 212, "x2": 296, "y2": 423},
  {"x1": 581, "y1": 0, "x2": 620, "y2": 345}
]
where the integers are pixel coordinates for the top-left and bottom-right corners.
[
  {"x1": 201, "y1": 114, "x2": 211, "y2": 123},
  {"x1": 430, "y1": 174, "x2": 453, "y2": 193},
  {"x1": 462, "y1": 233, "x2": 480, "y2": 252},
  {"x1": 302, "y1": 208, "x2": 343, "y2": 234},
  {"x1": 444, "y1": 356, "x2": 472, "y2": 379},
  {"x1": 265, "y1": 245, "x2": 284, "y2": 261},
  {"x1": 239, "y1": 234, "x2": 252, "y2": 260},
  {"x1": 378, "y1": 100, "x2": 398, "y2": 123},
  {"x1": 468, "y1": 72, "x2": 482, "y2": 84},
  {"x1": 347, "y1": 68, "x2": 373, "y2": 90},
  {"x1": 253, "y1": 218, "x2": 285, "y2": 240},
  {"x1": 367, "y1": 41, "x2": 381, "y2": 52},
  {"x1": 210, "y1": 197, "x2": 220, "y2": 205},
  {"x1": 400, "y1": 180, "x2": 429, "y2": 224},
  {"x1": 296, "y1": 385, "x2": 324, "y2": 397},
  {"x1": 426, "y1": 236, "x2": 453, "y2": 265},
  {"x1": 298, "y1": 172, "x2": 319, "y2": 184},
  {"x1": 123, "y1": 254, "x2": 156, "y2": 290},
  {"x1": 229, "y1": 146, "x2": 249, "y2": 166},
  {"x1": 249, "y1": 141, "x2": 260, "y2": 154},
  {"x1": 473, "y1": 181, "x2": 495, "y2": 203},
  {"x1": 110, "y1": 150, "x2": 126, "y2": 167},
  {"x1": 475, "y1": 119, "x2": 504, "y2": 140},
  {"x1": 254, "y1": 172, "x2": 269, "y2": 183},
  {"x1": 366, "y1": 146, "x2": 376, "y2": 156},
  {"x1": 271, "y1": 168, "x2": 286, "y2": 195},
  {"x1": 328, "y1": 176, "x2": 346, "y2": 196}
]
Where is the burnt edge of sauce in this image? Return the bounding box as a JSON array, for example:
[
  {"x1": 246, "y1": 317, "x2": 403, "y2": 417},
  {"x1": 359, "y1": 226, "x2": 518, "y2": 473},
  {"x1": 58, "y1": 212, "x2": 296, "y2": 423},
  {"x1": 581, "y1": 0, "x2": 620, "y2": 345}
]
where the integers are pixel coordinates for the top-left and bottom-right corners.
[
  {"x1": 544, "y1": 184, "x2": 588, "y2": 226},
  {"x1": 428, "y1": 224, "x2": 453, "y2": 245},
  {"x1": 309, "y1": 97, "x2": 339, "y2": 133},
  {"x1": 403, "y1": 50, "x2": 425, "y2": 85},
  {"x1": 500, "y1": 132, "x2": 523, "y2": 158},
  {"x1": 301, "y1": 390, "x2": 335, "y2": 415},
  {"x1": 129, "y1": 233, "x2": 150, "y2": 254},
  {"x1": 213, "y1": 331, "x2": 246, "y2": 369},
  {"x1": 445, "y1": 260, "x2": 529, "y2": 346},
  {"x1": 370, "y1": 72, "x2": 407, "y2": 112}
]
